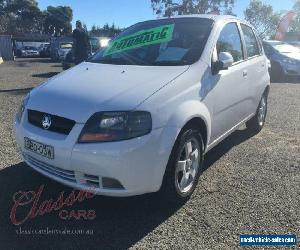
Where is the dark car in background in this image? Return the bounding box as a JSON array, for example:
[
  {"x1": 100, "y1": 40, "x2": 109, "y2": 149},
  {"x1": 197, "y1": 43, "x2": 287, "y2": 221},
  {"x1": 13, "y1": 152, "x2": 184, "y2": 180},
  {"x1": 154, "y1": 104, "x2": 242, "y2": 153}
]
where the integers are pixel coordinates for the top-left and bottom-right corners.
[
  {"x1": 263, "y1": 40, "x2": 300, "y2": 81},
  {"x1": 287, "y1": 41, "x2": 300, "y2": 49},
  {"x1": 62, "y1": 37, "x2": 110, "y2": 70},
  {"x1": 38, "y1": 43, "x2": 50, "y2": 57},
  {"x1": 62, "y1": 49, "x2": 75, "y2": 70}
]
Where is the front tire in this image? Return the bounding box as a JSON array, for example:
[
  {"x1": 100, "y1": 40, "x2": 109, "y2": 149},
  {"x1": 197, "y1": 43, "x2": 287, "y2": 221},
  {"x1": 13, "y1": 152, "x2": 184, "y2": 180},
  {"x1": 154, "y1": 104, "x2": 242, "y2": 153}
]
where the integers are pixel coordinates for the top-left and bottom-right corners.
[
  {"x1": 246, "y1": 93, "x2": 268, "y2": 134},
  {"x1": 160, "y1": 126, "x2": 204, "y2": 203}
]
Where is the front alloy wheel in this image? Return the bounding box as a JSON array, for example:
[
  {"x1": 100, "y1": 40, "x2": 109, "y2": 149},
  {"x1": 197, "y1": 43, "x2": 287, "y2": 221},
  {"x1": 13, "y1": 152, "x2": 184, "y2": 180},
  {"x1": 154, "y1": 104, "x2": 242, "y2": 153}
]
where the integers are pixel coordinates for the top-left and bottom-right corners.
[
  {"x1": 175, "y1": 137, "x2": 200, "y2": 194},
  {"x1": 160, "y1": 126, "x2": 204, "y2": 202}
]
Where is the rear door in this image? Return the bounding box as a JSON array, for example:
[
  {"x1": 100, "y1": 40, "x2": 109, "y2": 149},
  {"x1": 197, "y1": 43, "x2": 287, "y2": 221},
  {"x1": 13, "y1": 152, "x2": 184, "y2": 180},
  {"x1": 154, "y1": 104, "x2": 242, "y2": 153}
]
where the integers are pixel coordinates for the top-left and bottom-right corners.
[{"x1": 239, "y1": 23, "x2": 268, "y2": 115}]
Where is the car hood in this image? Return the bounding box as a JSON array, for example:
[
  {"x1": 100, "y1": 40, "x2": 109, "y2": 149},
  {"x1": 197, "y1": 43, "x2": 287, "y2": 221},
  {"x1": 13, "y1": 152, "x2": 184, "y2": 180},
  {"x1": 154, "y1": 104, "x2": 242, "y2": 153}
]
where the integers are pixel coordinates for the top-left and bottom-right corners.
[
  {"x1": 281, "y1": 52, "x2": 300, "y2": 60},
  {"x1": 28, "y1": 62, "x2": 189, "y2": 123}
]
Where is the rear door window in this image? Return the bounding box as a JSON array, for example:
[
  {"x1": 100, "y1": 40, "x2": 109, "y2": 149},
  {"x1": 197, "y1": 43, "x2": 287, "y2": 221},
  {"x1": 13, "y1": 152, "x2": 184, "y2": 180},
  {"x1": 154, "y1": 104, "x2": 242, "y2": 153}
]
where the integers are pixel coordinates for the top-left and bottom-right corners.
[{"x1": 240, "y1": 24, "x2": 260, "y2": 58}]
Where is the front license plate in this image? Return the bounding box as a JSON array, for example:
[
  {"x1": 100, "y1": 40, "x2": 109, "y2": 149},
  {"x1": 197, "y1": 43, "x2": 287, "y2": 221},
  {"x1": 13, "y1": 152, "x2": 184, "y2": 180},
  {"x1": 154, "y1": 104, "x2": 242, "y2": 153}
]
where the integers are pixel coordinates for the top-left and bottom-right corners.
[{"x1": 24, "y1": 137, "x2": 54, "y2": 159}]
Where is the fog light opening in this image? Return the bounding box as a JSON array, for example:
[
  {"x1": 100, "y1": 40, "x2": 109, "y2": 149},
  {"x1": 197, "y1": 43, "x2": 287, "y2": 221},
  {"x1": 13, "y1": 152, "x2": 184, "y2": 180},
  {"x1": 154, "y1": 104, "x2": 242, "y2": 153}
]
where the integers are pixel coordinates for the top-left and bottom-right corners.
[{"x1": 102, "y1": 177, "x2": 124, "y2": 190}]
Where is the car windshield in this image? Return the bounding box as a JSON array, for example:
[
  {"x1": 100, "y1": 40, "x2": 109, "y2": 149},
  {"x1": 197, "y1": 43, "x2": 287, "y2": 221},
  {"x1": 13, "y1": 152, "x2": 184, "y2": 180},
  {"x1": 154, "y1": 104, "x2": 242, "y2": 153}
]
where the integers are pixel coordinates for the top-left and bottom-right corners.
[
  {"x1": 268, "y1": 41, "x2": 300, "y2": 53},
  {"x1": 88, "y1": 18, "x2": 213, "y2": 66}
]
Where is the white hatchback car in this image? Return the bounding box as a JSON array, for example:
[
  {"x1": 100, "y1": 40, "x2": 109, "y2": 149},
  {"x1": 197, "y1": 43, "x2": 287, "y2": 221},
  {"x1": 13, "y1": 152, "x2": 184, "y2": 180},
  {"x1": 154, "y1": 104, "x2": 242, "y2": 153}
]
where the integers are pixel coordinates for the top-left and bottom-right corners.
[{"x1": 15, "y1": 15, "x2": 270, "y2": 202}]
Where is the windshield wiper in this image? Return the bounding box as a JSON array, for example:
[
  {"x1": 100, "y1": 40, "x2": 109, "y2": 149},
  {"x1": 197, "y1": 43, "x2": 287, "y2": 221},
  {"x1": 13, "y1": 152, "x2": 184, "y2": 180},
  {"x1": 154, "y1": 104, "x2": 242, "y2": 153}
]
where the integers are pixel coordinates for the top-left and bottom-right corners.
[
  {"x1": 91, "y1": 57, "x2": 134, "y2": 65},
  {"x1": 152, "y1": 60, "x2": 187, "y2": 66}
]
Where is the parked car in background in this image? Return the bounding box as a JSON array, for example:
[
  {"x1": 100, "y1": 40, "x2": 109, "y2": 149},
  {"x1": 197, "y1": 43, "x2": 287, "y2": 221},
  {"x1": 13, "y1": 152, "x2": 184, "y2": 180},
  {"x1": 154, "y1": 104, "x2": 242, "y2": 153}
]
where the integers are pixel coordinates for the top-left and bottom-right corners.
[
  {"x1": 15, "y1": 15, "x2": 270, "y2": 202},
  {"x1": 18, "y1": 46, "x2": 39, "y2": 58},
  {"x1": 50, "y1": 37, "x2": 74, "y2": 62},
  {"x1": 62, "y1": 49, "x2": 75, "y2": 70},
  {"x1": 263, "y1": 40, "x2": 300, "y2": 81},
  {"x1": 286, "y1": 41, "x2": 300, "y2": 49},
  {"x1": 38, "y1": 43, "x2": 50, "y2": 57},
  {"x1": 62, "y1": 37, "x2": 110, "y2": 70},
  {"x1": 55, "y1": 42, "x2": 73, "y2": 61}
]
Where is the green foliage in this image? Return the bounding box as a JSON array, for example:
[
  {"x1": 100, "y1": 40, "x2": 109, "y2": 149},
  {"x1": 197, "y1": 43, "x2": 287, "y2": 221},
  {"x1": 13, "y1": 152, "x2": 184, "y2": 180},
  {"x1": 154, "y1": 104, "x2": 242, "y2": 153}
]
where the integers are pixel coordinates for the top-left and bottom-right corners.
[
  {"x1": 0, "y1": 0, "x2": 73, "y2": 36},
  {"x1": 0, "y1": 0, "x2": 44, "y2": 33},
  {"x1": 44, "y1": 6, "x2": 73, "y2": 36},
  {"x1": 151, "y1": 0, "x2": 235, "y2": 17},
  {"x1": 90, "y1": 23, "x2": 122, "y2": 37},
  {"x1": 290, "y1": 1, "x2": 300, "y2": 32},
  {"x1": 244, "y1": 0, "x2": 280, "y2": 39}
]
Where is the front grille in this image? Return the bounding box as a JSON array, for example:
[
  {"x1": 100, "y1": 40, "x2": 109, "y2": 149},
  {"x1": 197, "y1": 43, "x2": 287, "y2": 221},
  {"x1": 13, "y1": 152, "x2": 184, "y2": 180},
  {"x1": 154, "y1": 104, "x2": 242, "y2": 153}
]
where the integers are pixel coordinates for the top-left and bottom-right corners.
[
  {"x1": 23, "y1": 153, "x2": 76, "y2": 183},
  {"x1": 23, "y1": 153, "x2": 125, "y2": 191},
  {"x1": 28, "y1": 109, "x2": 75, "y2": 135}
]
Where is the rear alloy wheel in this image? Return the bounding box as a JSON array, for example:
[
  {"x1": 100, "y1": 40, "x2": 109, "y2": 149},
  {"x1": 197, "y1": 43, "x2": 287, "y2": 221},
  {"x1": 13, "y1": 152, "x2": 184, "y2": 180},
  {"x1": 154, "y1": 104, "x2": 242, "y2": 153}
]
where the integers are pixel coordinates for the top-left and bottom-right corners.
[
  {"x1": 246, "y1": 93, "x2": 268, "y2": 134},
  {"x1": 160, "y1": 127, "x2": 204, "y2": 203}
]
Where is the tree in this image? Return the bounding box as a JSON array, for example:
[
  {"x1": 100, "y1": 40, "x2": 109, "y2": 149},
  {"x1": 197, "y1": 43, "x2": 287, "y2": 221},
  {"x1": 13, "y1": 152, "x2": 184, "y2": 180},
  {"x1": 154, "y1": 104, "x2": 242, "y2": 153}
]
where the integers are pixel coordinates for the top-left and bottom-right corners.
[
  {"x1": 151, "y1": 0, "x2": 235, "y2": 17},
  {"x1": 290, "y1": 0, "x2": 300, "y2": 32},
  {"x1": 0, "y1": 0, "x2": 44, "y2": 33},
  {"x1": 44, "y1": 6, "x2": 73, "y2": 36},
  {"x1": 244, "y1": 0, "x2": 280, "y2": 39},
  {"x1": 90, "y1": 23, "x2": 122, "y2": 37}
]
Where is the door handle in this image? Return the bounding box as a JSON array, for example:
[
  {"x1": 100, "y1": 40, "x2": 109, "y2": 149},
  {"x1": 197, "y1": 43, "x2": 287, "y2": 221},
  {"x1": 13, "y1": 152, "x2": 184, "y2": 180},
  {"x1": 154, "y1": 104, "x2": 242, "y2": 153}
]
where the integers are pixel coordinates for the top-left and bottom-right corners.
[{"x1": 243, "y1": 70, "x2": 248, "y2": 77}]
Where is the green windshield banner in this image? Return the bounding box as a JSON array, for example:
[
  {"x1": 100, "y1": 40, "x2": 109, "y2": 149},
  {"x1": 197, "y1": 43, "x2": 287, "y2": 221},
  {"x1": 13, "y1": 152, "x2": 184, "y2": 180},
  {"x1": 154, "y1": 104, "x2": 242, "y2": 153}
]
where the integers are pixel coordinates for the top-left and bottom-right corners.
[{"x1": 104, "y1": 24, "x2": 174, "y2": 56}]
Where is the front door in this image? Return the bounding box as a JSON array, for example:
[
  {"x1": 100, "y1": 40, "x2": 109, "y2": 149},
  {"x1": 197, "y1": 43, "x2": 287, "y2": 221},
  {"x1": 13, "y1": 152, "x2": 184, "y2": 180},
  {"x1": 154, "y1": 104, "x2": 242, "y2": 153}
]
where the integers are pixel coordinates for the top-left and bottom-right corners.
[{"x1": 210, "y1": 22, "x2": 250, "y2": 142}]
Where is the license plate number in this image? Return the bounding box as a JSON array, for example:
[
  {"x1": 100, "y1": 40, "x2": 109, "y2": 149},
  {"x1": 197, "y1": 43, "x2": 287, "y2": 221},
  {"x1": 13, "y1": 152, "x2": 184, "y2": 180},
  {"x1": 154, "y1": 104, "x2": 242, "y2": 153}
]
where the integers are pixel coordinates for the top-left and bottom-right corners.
[{"x1": 24, "y1": 137, "x2": 54, "y2": 159}]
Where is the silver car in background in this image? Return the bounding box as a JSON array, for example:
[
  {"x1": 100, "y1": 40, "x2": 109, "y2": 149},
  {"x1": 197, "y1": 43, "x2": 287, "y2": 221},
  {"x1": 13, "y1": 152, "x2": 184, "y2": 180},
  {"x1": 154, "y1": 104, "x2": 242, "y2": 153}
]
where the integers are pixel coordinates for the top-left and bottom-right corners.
[
  {"x1": 263, "y1": 40, "x2": 300, "y2": 81},
  {"x1": 20, "y1": 46, "x2": 39, "y2": 57}
]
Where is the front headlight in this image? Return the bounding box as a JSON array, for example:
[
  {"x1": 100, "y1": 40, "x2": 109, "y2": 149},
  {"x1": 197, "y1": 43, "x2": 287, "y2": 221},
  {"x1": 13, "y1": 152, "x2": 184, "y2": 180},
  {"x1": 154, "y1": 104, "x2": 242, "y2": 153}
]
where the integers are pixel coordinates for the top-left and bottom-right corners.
[
  {"x1": 282, "y1": 58, "x2": 297, "y2": 65},
  {"x1": 78, "y1": 111, "x2": 152, "y2": 143},
  {"x1": 16, "y1": 93, "x2": 30, "y2": 122}
]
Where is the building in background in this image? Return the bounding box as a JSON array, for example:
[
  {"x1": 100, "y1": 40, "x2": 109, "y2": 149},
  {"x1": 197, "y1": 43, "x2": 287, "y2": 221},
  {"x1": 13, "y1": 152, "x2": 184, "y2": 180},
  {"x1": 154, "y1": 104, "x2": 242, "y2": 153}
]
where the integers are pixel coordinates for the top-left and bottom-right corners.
[{"x1": 0, "y1": 35, "x2": 14, "y2": 61}]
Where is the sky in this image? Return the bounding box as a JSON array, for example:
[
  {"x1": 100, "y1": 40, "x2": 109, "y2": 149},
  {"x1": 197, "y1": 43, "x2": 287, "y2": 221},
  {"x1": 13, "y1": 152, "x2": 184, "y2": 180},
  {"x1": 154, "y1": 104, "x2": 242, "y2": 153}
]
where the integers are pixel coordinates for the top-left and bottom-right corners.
[{"x1": 37, "y1": 0, "x2": 296, "y2": 29}]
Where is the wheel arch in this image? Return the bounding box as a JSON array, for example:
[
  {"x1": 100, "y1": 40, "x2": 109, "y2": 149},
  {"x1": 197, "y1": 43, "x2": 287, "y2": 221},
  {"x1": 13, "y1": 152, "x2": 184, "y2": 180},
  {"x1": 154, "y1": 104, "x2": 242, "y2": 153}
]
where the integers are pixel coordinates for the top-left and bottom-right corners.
[
  {"x1": 181, "y1": 117, "x2": 208, "y2": 151},
  {"x1": 264, "y1": 85, "x2": 270, "y2": 97},
  {"x1": 165, "y1": 100, "x2": 211, "y2": 151}
]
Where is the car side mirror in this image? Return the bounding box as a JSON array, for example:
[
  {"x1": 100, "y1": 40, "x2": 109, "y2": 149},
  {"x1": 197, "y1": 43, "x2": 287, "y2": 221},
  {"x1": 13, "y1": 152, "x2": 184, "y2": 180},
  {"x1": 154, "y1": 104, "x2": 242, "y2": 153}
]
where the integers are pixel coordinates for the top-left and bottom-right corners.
[
  {"x1": 219, "y1": 52, "x2": 234, "y2": 69},
  {"x1": 212, "y1": 52, "x2": 234, "y2": 75}
]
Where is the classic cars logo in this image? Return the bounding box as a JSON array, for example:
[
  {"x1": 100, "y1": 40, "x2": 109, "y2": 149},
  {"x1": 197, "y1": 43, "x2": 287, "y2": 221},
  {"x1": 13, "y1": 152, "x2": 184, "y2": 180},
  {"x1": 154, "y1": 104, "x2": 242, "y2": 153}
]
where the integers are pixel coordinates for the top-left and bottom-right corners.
[{"x1": 10, "y1": 185, "x2": 96, "y2": 225}]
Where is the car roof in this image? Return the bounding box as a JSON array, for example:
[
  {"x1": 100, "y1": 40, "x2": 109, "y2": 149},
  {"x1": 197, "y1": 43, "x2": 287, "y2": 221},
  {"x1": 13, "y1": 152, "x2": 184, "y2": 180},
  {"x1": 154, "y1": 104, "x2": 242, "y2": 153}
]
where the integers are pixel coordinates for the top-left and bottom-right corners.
[
  {"x1": 143, "y1": 14, "x2": 252, "y2": 29},
  {"x1": 155, "y1": 14, "x2": 243, "y2": 22}
]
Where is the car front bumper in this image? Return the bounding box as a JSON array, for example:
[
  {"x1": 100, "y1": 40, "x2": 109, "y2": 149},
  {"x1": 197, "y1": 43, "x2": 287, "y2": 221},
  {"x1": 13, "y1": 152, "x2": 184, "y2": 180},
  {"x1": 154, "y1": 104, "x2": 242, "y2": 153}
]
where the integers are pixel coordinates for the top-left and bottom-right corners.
[
  {"x1": 282, "y1": 63, "x2": 300, "y2": 76},
  {"x1": 14, "y1": 115, "x2": 178, "y2": 197},
  {"x1": 23, "y1": 52, "x2": 39, "y2": 57}
]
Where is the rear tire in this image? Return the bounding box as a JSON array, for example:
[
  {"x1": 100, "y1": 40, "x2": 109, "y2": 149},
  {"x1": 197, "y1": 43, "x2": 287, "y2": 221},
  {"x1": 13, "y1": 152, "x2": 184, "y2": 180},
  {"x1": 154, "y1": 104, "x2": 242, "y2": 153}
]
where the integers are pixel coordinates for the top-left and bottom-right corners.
[
  {"x1": 246, "y1": 93, "x2": 268, "y2": 134},
  {"x1": 160, "y1": 126, "x2": 204, "y2": 203}
]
